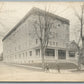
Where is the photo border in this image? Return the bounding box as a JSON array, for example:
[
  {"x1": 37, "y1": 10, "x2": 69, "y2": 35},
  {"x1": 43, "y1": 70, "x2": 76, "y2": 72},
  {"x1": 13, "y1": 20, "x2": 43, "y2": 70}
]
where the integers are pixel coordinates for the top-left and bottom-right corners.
[{"x1": 0, "y1": 0, "x2": 84, "y2": 83}]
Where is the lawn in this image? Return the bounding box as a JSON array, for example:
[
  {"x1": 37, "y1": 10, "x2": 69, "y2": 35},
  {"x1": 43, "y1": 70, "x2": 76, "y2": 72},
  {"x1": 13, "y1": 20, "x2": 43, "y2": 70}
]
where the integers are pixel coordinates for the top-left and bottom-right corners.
[{"x1": 23, "y1": 62, "x2": 78, "y2": 70}]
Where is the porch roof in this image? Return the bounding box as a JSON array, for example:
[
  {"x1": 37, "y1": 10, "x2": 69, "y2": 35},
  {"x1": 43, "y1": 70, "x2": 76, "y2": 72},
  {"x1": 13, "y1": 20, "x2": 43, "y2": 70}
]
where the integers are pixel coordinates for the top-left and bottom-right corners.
[{"x1": 33, "y1": 46, "x2": 67, "y2": 50}]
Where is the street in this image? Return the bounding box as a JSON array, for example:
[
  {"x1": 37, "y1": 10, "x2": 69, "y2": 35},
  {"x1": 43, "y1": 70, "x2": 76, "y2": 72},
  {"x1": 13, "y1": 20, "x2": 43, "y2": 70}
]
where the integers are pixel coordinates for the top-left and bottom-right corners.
[{"x1": 0, "y1": 62, "x2": 84, "y2": 81}]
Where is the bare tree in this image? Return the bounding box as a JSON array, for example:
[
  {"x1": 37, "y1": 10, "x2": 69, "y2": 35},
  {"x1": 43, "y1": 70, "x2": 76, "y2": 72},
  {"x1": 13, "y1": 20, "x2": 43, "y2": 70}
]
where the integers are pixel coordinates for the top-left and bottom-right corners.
[
  {"x1": 31, "y1": 8, "x2": 54, "y2": 70},
  {"x1": 73, "y1": 3, "x2": 84, "y2": 70}
]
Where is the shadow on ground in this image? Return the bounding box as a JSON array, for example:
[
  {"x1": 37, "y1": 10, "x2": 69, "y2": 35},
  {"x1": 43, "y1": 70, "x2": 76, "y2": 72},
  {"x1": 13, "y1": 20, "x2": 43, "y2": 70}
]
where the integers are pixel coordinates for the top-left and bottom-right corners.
[{"x1": 70, "y1": 69, "x2": 84, "y2": 73}]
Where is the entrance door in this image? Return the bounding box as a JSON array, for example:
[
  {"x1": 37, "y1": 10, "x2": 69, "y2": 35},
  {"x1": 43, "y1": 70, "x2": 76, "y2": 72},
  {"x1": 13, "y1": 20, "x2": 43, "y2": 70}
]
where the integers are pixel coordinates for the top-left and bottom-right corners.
[{"x1": 58, "y1": 50, "x2": 66, "y2": 59}]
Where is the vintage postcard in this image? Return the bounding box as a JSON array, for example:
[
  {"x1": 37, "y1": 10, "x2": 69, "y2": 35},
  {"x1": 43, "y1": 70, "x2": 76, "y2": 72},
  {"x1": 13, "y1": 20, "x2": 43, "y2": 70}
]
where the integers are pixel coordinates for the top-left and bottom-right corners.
[{"x1": 0, "y1": 1, "x2": 84, "y2": 82}]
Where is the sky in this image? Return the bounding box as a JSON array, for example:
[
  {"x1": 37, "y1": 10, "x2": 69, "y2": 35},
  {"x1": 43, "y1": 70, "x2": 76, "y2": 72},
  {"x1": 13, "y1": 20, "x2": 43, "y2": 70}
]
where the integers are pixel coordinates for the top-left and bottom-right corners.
[{"x1": 0, "y1": 2, "x2": 83, "y2": 53}]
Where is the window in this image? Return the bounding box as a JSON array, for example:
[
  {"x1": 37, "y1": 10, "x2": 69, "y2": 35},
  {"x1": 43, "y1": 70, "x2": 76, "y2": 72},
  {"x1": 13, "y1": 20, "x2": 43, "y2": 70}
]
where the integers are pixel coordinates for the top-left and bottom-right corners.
[
  {"x1": 36, "y1": 39, "x2": 38, "y2": 44},
  {"x1": 36, "y1": 49, "x2": 40, "y2": 56},
  {"x1": 58, "y1": 24, "x2": 61, "y2": 27},
  {"x1": 66, "y1": 43, "x2": 68, "y2": 47},
  {"x1": 53, "y1": 42, "x2": 55, "y2": 45},
  {"x1": 69, "y1": 51, "x2": 75, "y2": 57},
  {"x1": 26, "y1": 52, "x2": 27, "y2": 57},
  {"x1": 29, "y1": 51, "x2": 32, "y2": 56},
  {"x1": 49, "y1": 41, "x2": 52, "y2": 45},
  {"x1": 58, "y1": 50, "x2": 66, "y2": 59},
  {"x1": 45, "y1": 49, "x2": 55, "y2": 56},
  {"x1": 53, "y1": 24, "x2": 57, "y2": 29},
  {"x1": 56, "y1": 42, "x2": 58, "y2": 46},
  {"x1": 23, "y1": 53, "x2": 24, "y2": 57}
]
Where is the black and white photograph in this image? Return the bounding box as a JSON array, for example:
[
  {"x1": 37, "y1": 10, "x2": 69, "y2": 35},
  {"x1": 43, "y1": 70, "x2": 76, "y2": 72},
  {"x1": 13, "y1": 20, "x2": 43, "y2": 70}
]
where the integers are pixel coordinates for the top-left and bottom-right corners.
[{"x1": 0, "y1": 1, "x2": 84, "y2": 81}]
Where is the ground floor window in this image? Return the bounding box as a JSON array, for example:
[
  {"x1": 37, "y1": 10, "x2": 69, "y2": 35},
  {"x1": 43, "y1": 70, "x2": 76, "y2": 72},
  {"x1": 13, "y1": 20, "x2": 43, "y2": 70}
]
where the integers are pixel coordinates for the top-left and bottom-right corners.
[
  {"x1": 69, "y1": 51, "x2": 75, "y2": 57},
  {"x1": 45, "y1": 49, "x2": 55, "y2": 56},
  {"x1": 29, "y1": 51, "x2": 32, "y2": 56},
  {"x1": 58, "y1": 50, "x2": 66, "y2": 59},
  {"x1": 23, "y1": 53, "x2": 24, "y2": 57},
  {"x1": 19, "y1": 54, "x2": 21, "y2": 58},
  {"x1": 26, "y1": 52, "x2": 27, "y2": 57},
  {"x1": 36, "y1": 49, "x2": 40, "y2": 56}
]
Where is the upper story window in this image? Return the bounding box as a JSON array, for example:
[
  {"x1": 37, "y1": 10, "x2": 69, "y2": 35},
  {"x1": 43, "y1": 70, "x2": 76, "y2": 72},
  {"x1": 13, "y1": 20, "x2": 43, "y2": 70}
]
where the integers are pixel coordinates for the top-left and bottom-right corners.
[
  {"x1": 49, "y1": 41, "x2": 58, "y2": 46},
  {"x1": 52, "y1": 24, "x2": 57, "y2": 29},
  {"x1": 49, "y1": 41, "x2": 52, "y2": 45},
  {"x1": 56, "y1": 42, "x2": 58, "y2": 46},
  {"x1": 66, "y1": 43, "x2": 68, "y2": 47},
  {"x1": 53, "y1": 42, "x2": 55, "y2": 45},
  {"x1": 53, "y1": 22, "x2": 61, "y2": 29},
  {"x1": 58, "y1": 24, "x2": 61, "y2": 27},
  {"x1": 36, "y1": 39, "x2": 38, "y2": 44},
  {"x1": 55, "y1": 33, "x2": 58, "y2": 38}
]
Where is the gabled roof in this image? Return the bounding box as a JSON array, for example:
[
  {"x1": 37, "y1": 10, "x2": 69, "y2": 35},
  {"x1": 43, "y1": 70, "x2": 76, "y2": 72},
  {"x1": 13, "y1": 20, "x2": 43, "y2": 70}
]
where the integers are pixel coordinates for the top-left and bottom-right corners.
[
  {"x1": 68, "y1": 40, "x2": 79, "y2": 52},
  {"x1": 2, "y1": 7, "x2": 70, "y2": 41}
]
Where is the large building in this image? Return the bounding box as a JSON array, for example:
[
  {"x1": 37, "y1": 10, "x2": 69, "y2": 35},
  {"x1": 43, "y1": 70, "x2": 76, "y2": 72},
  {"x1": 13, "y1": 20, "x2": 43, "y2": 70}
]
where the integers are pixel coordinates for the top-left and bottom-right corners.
[{"x1": 2, "y1": 7, "x2": 78, "y2": 64}]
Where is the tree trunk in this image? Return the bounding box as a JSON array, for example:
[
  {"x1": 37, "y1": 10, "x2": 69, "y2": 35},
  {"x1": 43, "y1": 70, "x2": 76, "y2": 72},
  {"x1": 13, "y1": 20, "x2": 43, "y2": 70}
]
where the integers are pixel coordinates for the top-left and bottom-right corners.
[
  {"x1": 78, "y1": 49, "x2": 82, "y2": 70},
  {"x1": 78, "y1": 57, "x2": 81, "y2": 70},
  {"x1": 40, "y1": 46, "x2": 45, "y2": 71}
]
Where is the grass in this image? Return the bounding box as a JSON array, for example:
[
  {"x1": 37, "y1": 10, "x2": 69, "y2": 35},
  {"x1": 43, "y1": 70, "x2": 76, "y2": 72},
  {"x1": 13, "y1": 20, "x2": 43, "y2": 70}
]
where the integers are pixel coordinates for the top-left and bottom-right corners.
[{"x1": 23, "y1": 62, "x2": 78, "y2": 70}]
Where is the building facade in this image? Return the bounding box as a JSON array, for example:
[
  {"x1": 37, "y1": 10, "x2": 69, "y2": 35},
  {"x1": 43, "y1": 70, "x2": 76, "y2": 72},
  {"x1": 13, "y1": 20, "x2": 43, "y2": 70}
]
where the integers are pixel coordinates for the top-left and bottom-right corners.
[{"x1": 2, "y1": 7, "x2": 78, "y2": 64}]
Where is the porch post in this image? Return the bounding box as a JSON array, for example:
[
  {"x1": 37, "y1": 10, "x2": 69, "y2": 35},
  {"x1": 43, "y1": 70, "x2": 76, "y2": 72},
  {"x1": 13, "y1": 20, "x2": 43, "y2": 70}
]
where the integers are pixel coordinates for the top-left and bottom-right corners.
[
  {"x1": 66, "y1": 50, "x2": 69, "y2": 60},
  {"x1": 55, "y1": 49, "x2": 58, "y2": 60}
]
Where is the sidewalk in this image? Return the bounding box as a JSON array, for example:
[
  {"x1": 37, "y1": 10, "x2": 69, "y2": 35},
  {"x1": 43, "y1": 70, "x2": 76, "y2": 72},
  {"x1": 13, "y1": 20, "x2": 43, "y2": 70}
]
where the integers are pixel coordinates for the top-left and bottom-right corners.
[
  {"x1": 3, "y1": 62, "x2": 43, "y2": 71},
  {"x1": 3, "y1": 62, "x2": 76, "y2": 74}
]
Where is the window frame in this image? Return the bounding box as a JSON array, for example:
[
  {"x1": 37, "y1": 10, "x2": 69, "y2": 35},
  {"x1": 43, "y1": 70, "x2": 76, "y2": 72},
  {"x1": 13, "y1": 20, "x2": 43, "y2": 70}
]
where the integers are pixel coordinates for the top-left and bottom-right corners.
[{"x1": 69, "y1": 51, "x2": 75, "y2": 57}]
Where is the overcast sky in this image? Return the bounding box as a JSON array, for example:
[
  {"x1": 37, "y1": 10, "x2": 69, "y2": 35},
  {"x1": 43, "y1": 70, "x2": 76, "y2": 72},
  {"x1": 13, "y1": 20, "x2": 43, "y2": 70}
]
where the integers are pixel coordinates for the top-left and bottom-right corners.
[{"x1": 0, "y1": 2, "x2": 83, "y2": 53}]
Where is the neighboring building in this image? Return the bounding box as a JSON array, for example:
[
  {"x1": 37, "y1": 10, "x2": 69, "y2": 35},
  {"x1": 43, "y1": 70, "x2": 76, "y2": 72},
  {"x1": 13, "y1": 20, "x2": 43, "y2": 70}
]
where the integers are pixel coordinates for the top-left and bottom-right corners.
[
  {"x1": 0, "y1": 52, "x2": 3, "y2": 61},
  {"x1": 2, "y1": 7, "x2": 78, "y2": 64},
  {"x1": 67, "y1": 40, "x2": 79, "y2": 64}
]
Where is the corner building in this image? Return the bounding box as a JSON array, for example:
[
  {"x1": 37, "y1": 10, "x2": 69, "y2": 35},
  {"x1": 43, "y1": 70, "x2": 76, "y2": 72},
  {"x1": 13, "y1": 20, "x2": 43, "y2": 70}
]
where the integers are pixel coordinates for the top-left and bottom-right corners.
[{"x1": 2, "y1": 7, "x2": 78, "y2": 64}]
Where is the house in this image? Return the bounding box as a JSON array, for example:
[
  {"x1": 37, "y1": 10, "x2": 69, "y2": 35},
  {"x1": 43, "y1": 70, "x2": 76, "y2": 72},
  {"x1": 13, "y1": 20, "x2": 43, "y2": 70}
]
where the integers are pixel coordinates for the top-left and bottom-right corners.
[
  {"x1": 67, "y1": 40, "x2": 79, "y2": 65},
  {"x1": 0, "y1": 52, "x2": 3, "y2": 61},
  {"x1": 2, "y1": 7, "x2": 78, "y2": 64}
]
